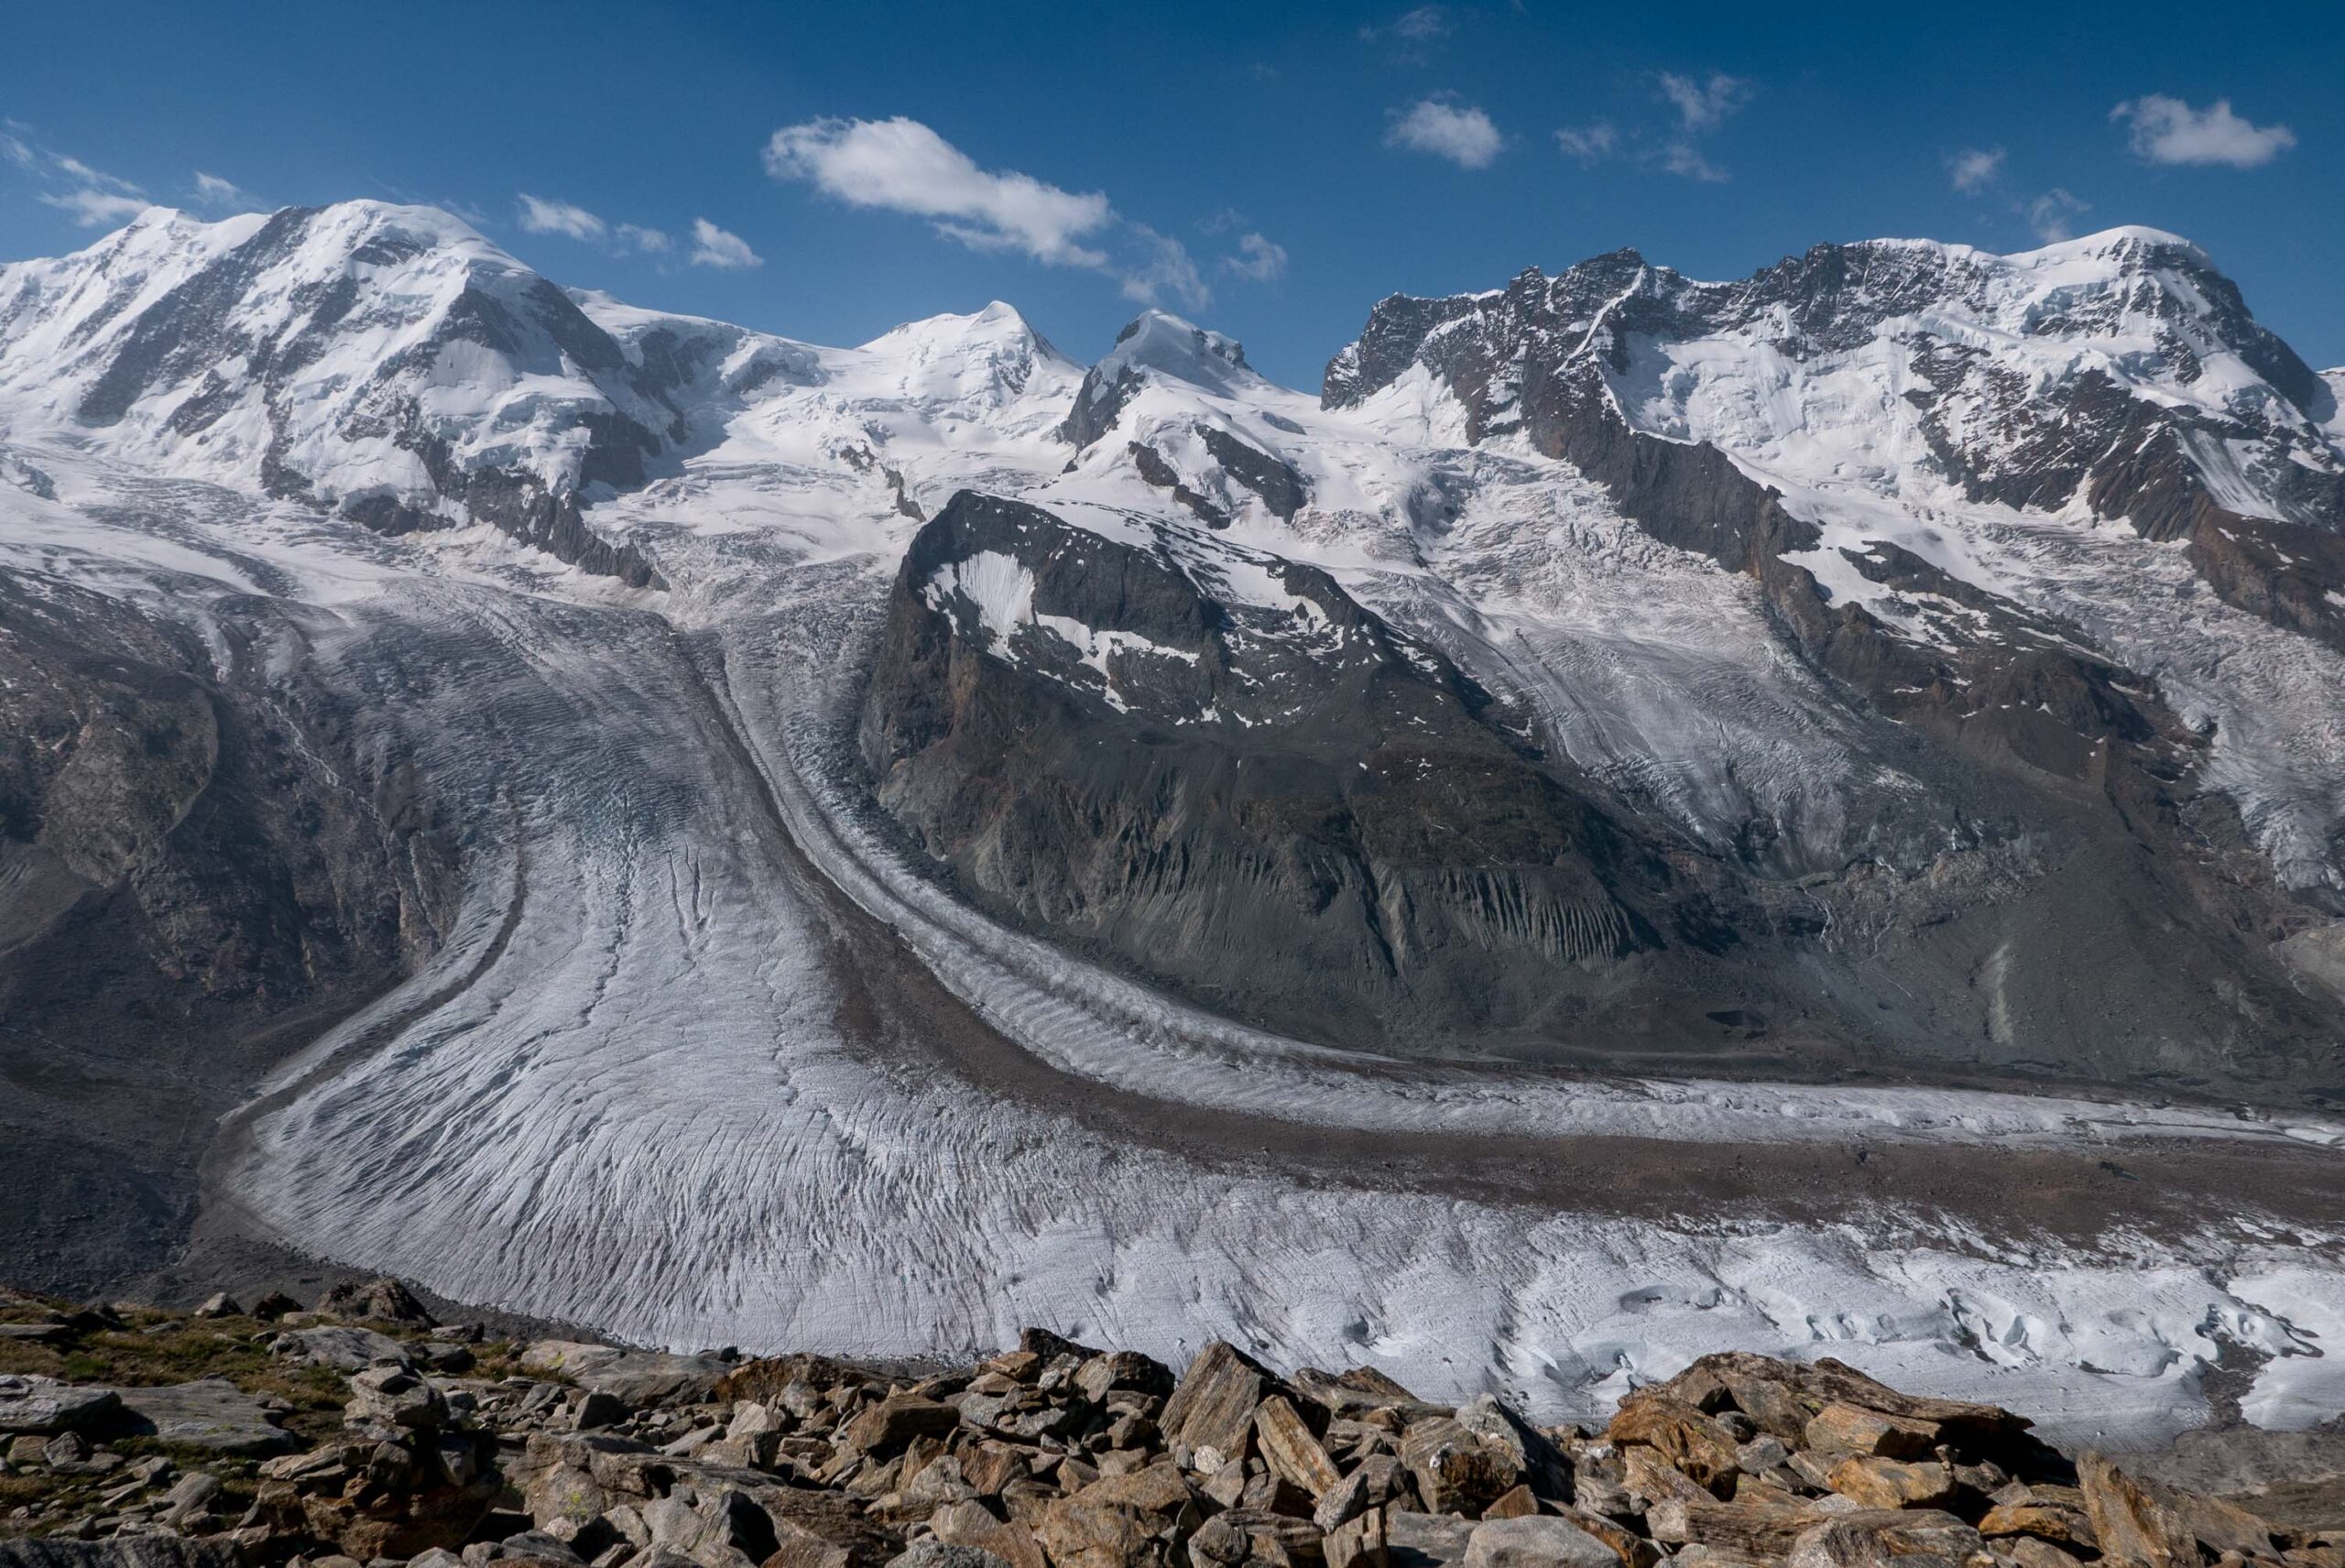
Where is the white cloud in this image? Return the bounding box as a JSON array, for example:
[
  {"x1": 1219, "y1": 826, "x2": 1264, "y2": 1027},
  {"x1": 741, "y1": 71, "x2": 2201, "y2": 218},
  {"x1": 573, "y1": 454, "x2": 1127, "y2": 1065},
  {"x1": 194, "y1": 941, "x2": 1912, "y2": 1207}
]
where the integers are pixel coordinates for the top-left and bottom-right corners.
[
  {"x1": 766, "y1": 116, "x2": 1111, "y2": 267},
  {"x1": 2027, "y1": 188, "x2": 2090, "y2": 243},
  {"x1": 517, "y1": 193, "x2": 607, "y2": 242},
  {"x1": 40, "y1": 188, "x2": 150, "y2": 226},
  {"x1": 52, "y1": 153, "x2": 138, "y2": 194},
  {"x1": 1118, "y1": 223, "x2": 1207, "y2": 309},
  {"x1": 764, "y1": 114, "x2": 1238, "y2": 306},
  {"x1": 1386, "y1": 98, "x2": 1503, "y2": 169},
  {"x1": 5, "y1": 131, "x2": 149, "y2": 227},
  {"x1": 1657, "y1": 71, "x2": 1752, "y2": 133},
  {"x1": 1360, "y1": 5, "x2": 1452, "y2": 45},
  {"x1": 689, "y1": 217, "x2": 761, "y2": 269},
  {"x1": 1553, "y1": 123, "x2": 1617, "y2": 166},
  {"x1": 1947, "y1": 147, "x2": 2005, "y2": 193},
  {"x1": 191, "y1": 171, "x2": 250, "y2": 208},
  {"x1": 2112, "y1": 95, "x2": 2296, "y2": 169},
  {"x1": 1660, "y1": 143, "x2": 1728, "y2": 183},
  {"x1": 617, "y1": 223, "x2": 671, "y2": 254},
  {"x1": 1224, "y1": 231, "x2": 1288, "y2": 282}
]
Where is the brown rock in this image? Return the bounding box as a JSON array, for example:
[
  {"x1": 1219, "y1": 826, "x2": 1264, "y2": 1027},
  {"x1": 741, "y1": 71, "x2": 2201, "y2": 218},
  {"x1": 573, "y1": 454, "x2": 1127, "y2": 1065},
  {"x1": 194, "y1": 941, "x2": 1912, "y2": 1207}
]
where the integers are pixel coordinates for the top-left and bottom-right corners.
[
  {"x1": 1073, "y1": 1352, "x2": 1174, "y2": 1405},
  {"x1": 1644, "y1": 1497, "x2": 1826, "y2": 1558},
  {"x1": 1255, "y1": 1397, "x2": 1343, "y2": 1499},
  {"x1": 963, "y1": 1445, "x2": 1031, "y2": 1497},
  {"x1": 2003, "y1": 1540, "x2": 2086, "y2": 1568},
  {"x1": 1821, "y1": 1455, "x2": 1955, "y2": 1511},
  {"x1": 1799, "y1": 1402, "x2": 1939, "y2": 1462},
  {"x1": 1978, "y1": 1501, "x2": 2098, "y2": 1551},
  {"x1": 930, "y1": 1498, "x2": 1047, "y2": 1568},
  {"x1": 1032, "y1": 1489, "x2": 1176, "y2": 1568},
  {"x1": 1657, "y1": 1353, "x2": 2028, "y2": 1447},
  {"x1": 1325, "y1": 1505, "x2": 1390, "y2": 1568},
  {"x1": 1400, "y1": 1418, "x2": 1522, "y2": 1517},
  {"x1": 1604, "y1": 1392, "x2": 1739, "y2": 1495},
  {"x1": 1783, "y1": 1508, "x2": 1983, "y2": 1567},
  {"x1": 1479, "y1": 1487, "x2": 1539, "y2": 1522},
  {"x1": 1160, "y1": 1344, "x2": 1273, "y2": 1467},
  {"x1": 1314, "y1": 1455, "x2": 1411, "y2": 1534},
  {"x1": 1239, "y1": 1469, "x2": 1317, "y2": 1519},
  {"x1": 843, "y1": 1395, "x2": 962, "y2": 1458},
  {"x1": 1618, "y1": 1446, "x2": 1710, "y2": 1510},
  {"x1": 2078, "y1": 1453, "x2": 2200, "y2": 1568}
]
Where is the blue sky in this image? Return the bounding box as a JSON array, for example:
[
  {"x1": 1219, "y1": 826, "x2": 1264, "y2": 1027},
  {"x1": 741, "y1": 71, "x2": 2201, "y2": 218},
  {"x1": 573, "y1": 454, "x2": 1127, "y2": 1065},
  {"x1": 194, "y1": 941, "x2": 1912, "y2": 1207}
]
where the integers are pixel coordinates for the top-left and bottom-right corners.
[{"x1": 5, "y1": 0, "x2": 2338, "y2": 387}]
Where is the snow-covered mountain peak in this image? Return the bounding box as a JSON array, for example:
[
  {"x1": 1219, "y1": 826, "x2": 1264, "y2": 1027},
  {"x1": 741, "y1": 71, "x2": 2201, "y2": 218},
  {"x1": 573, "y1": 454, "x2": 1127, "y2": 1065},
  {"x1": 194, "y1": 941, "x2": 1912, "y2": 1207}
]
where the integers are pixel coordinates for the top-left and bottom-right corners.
[
  {"x1": 1059, "y1": 310, "x2": 1268, "y2": 451},
  {"x1": 0, "y1": 198, "x2": 678, "y2": 582}
]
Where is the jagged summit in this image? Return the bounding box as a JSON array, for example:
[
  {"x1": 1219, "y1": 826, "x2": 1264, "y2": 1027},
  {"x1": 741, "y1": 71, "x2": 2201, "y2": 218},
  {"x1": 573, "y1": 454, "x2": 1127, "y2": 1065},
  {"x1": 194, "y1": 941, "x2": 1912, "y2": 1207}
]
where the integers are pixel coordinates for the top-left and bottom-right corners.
[{"x1": 1058, "y1": 309, "x2": 1266, "y2": 450}]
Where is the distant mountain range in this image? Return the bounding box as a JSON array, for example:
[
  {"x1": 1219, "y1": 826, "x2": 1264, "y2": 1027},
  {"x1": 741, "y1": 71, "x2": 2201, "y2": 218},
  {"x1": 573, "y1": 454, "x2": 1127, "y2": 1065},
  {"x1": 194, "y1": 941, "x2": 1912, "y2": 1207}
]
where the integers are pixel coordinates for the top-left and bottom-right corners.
[{"x1": 4, "y1": 204, "x2": 2343, "y2": 1412}]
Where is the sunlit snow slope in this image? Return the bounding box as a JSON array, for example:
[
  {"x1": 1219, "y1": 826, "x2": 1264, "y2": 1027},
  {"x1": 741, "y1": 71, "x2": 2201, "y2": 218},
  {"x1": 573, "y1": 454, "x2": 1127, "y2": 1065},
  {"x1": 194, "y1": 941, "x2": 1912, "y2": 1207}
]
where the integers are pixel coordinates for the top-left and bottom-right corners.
[{"x1": 4, "y1": 203, "x2": 2343, "y2": 1446}]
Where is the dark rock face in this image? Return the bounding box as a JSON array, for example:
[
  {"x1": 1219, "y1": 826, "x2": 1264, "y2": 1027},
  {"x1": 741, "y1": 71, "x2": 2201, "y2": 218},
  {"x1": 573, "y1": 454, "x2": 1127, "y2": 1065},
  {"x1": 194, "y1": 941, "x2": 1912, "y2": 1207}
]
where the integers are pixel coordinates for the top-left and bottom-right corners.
[
  {"x1": 860, "y1": 493, "x2": 1769, "y2": 1055},
  {"x1": 1324, "y1": 235, "x2": 2345, "y2": 648},
  {"x1": 0, "y1": 573, "x2": 456, "y2": 1293},
  {"x1": 1304, "y1": 245, "x2": 2345, "y2": 1090}
]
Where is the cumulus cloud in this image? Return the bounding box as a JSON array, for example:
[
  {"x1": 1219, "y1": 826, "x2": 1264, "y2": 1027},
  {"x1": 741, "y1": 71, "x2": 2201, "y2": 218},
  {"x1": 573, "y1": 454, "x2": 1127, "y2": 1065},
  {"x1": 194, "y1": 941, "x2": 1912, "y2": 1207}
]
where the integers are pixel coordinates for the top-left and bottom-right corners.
[
  {"x1": 689, "y1": 217, "x2": 762, "y2": 269},
  {"x1": 1385, "y1": 98, "x2": 1503, "y2": 169},
  {"x1": 2027, "y1": 188, "x2": 2090, "y2": 243},
  {"x1": 765, "y1": 114, "x2": 1237, "y2": 306},
  {"x1": 515, "y1": 197, "x2": 679, "y2": 258},
  {"x1": 517, "y1": 193, "x2": 606, "y2": 242},
  {"x1": 1223, "y1": 231, "x2": 1288, "y2": 282},
  {"x1": 1657, "y1": 71, "x2": 1752, "y2": 133},
  {"x1": 766, "y1": 116, "x2": 1112, "y2": 267},
  {"x1": 1553, "y1": 123, "x2": 1618, "y2": 166},
  {"x1": 1947, "y1": 147, "x2": 2005, "y2": 193},
  {"x1": 2112, "y1": 95, "x2": 2296, "y2": 169}
]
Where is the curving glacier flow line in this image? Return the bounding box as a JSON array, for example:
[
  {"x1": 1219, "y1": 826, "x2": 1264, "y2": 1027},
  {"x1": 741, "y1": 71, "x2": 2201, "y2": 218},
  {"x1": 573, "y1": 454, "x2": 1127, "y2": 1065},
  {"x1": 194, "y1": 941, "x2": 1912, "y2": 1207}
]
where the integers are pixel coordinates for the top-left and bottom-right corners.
[{"x1": 700, "y1": 581, "x2": 2345, "y2": 1155}]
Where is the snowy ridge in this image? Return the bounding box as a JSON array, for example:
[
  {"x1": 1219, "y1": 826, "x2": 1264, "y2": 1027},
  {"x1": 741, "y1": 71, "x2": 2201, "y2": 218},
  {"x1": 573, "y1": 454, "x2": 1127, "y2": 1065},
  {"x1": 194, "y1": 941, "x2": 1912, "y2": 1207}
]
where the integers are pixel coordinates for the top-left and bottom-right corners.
[{"x1": 5, "y1": 205, "x2": 2345, "y2": 1445}]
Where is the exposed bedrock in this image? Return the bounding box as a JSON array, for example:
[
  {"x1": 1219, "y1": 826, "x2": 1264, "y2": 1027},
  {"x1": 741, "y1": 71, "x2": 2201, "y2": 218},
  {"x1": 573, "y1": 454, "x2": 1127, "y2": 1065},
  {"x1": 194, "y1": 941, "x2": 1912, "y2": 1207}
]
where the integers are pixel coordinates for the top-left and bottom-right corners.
[
  {"x1": 857, "y1": 491, "x2": 1780, "y2": 1058},
  {"x1": 858, "y1": 491, "x2": 2344, "y2": 1093},
  {"x1": 0, "y1": 573, "x2": 457, "y2": 1294}
]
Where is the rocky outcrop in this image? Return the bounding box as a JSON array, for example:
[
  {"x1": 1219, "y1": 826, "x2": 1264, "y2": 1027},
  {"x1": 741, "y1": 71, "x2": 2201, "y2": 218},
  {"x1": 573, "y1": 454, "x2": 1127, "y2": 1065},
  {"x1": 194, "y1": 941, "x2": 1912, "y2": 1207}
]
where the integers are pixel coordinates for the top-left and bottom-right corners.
[
  {"x1": 857, "y1": 492, "x2": 1776, "y2": 1057},
  {"x1": 1310, "y1": 243, "x2": 2345, "y2": 1091},
  {"x1": 4, "y1": 1287, "x2": 2338, "y2": 1568},
  {"x1": 0, "y1": 573, "x2": 457, "y2": 1294}
]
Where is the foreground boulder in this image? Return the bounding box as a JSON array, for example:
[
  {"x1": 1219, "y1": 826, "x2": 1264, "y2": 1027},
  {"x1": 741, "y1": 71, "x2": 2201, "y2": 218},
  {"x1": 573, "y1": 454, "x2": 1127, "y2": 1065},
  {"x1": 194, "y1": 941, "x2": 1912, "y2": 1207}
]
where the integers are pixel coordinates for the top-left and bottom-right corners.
[{"x1": 1, "y1": 1293, "x2": 2336, "y2": 1568}]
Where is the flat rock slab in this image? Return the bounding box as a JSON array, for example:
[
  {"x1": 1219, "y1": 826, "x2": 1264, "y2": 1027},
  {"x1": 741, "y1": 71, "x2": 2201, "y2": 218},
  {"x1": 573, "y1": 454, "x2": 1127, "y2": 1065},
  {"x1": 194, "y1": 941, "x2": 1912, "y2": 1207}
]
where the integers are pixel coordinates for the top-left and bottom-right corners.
[
  {"x1": 0, "y1": 1374, "x2": 121, "y2": 1435},
  {"x1": 0, "y1": 1541, "x2": 243, "y2": 1568},
  {"x1": 112, "y1": 1378, "x2": 300, "y2": 1454},
  {"x1": 519, "y1": 1341, "x2": 728, "y2": 1406},
  {"x1": 271, "y1": 1325, "x2": 412, "y2": 1371}
]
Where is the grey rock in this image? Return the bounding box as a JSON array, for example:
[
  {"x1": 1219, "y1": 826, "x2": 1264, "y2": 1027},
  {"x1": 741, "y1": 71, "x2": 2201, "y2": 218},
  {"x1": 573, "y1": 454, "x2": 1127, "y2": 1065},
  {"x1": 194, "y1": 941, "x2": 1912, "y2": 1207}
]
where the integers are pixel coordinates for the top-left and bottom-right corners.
[
  {"x1": 0, "y1": 1541, "x2": 243, "y2": 1568},
  {"x1": 518, "y1": 1342, "x2": 727, "y2": 1407},
  {"x1": 272, "y1": 1326, "x2": 414, "y2": 1372},
  {"x1": 0, "y1": 1376, "x2": 121, "y2": 1436},
  {"x1": 112, "y1": 1379, "x2": 300, "y2": 1455},
  {"x1": 1385, "y1": 1510, "x2": 1479, "y2": 1568},
  {"x1": 883, "y1": 1545, "x2": 1013, "y2": 1568},
  {"x1": 1459, "y1": 1517, "x2": 1618, "y2": 1568}
]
